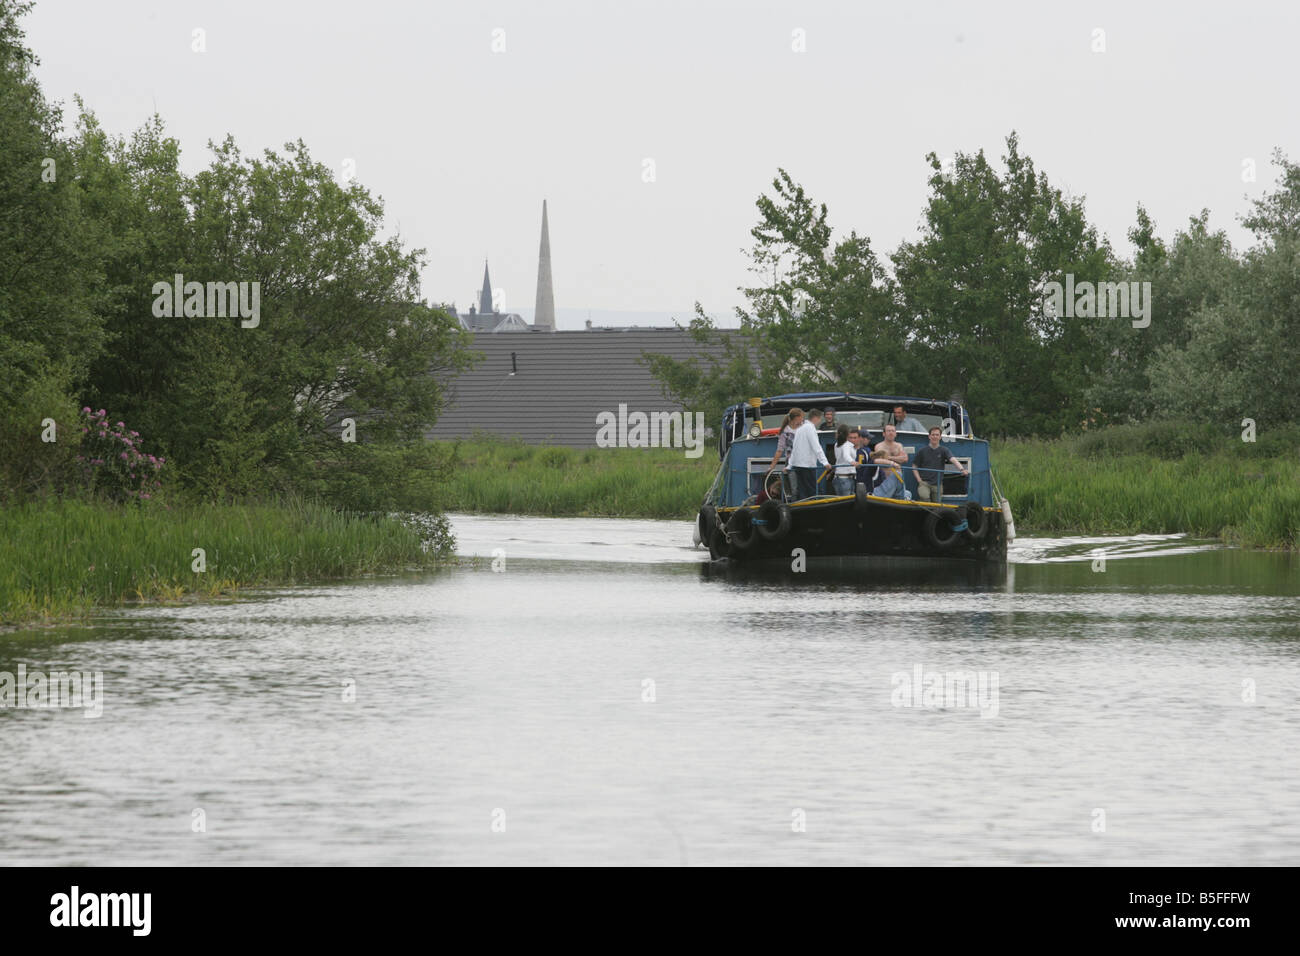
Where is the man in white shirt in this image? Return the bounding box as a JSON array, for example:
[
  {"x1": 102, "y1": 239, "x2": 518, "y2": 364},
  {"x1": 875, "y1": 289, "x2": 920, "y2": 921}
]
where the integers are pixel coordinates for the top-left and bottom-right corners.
[{"x1": 788, "y1": 409, "x2": 830, "y2": 500}]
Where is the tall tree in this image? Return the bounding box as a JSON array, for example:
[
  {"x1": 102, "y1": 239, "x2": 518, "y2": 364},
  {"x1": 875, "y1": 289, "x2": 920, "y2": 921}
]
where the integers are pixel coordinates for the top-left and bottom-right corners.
[
  {"x1": 892, "y1": 133, "x2": 1114, "y2": 435},
  {"x1": 73, "y1": 115, "x2": 477, "y2": 494},
  {"x1": 0, "y1": 0, "x2": 105, "y2": 495},
  {"x1": 1085, "y1": 208, "x2": 1240, "y2": 422},
  {"x1": 643, "y1": 169, "x2": 899, "y2": 429},
  {"x1": 738, "y1": 168, "x2": 904, "y2": 393},
  {"x1": 1144, "y1": 153, "x2": 1300, "y2": 429},
  {"x1": 649, "y1": 136, "x2": 1116, "y2": 437}
]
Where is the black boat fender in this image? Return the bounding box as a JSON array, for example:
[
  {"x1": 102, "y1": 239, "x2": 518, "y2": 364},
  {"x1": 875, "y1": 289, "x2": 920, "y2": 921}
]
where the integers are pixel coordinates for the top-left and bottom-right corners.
[
  {"x1": 962, "y1": 501, "x2": 989, "y2": 540},
  {"x1": 755, "y1": 500, "x2": 792, "y2": 541},
  {"x1": 708, "y1": 521, "x2": 733, "y2": 560},
  {"x1": 923, "y1": 508, "x2": 962, "y2": 548},
  {"x1": 725, "y1": 508, "x2": 758, "y2": 550},
  {"x1": 698, "y1": 505, "x2": 717, "y2": 545},
  {"x1": 854, "y1": 482, "x2": 870, "y2": 514}
]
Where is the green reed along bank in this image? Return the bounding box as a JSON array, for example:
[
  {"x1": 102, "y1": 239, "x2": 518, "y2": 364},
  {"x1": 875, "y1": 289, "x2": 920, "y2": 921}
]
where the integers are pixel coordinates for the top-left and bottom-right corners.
[{"x1": 0, "y1": 499, "x2": 445, "y2": 627}]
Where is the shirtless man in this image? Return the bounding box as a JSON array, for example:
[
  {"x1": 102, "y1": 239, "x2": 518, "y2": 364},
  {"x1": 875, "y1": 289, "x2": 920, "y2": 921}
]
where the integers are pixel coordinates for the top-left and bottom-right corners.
[
  {"x1": 871, "y1": 423, "x2": 910, "y2": 499},
  {"x1": 874, "y1": 423, "x2": 909, "y2": 466}
]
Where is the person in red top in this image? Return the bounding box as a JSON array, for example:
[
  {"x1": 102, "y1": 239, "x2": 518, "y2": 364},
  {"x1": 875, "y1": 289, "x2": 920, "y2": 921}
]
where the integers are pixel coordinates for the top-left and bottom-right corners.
[{"x1": 755, "y1": 472, "x2": 783, "y2": 506}]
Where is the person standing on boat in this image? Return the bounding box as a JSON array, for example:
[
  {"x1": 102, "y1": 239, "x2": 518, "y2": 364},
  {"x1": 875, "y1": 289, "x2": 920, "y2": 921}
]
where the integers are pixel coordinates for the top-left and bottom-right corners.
[
  {"x1": 766, "y1": 409, "x2": 800, "y2": 475},
  {"x1": 788, "y1": 408, "x2": 830, "y2": 500},
  {"x1": 821, "y1": 407, "x2": 838, "y2": 460},
  {"x1": 832, "y1": 424, "x2": 856, "y2": 496},
  {"x1": 889, "y1": 405, "x2": 926, "y2": 434},
  {"x1": 765, "y1": 408, "x2": 801, "y2": 498},
  {"x1": 912, "y1": 426, "x2": 968, "y2": 501},
  {"x1": 851, "y1": 427, "x2": 877, "y2": 488},
  {"x1": 849, "y1": 426, "x2": 874, "y2": 455}
]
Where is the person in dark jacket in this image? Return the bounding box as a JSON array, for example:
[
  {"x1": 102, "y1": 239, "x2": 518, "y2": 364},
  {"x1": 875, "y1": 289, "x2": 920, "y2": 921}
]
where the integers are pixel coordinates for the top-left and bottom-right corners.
[{"x1": 850, "y1": 427, "x2": 877, "y2": 488}]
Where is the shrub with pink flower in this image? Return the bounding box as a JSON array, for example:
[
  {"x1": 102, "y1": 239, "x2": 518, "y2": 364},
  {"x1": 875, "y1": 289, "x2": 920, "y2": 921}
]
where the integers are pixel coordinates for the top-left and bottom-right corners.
[{"x1": 75, "y1": 408, "x2": 166, "y2": 502}]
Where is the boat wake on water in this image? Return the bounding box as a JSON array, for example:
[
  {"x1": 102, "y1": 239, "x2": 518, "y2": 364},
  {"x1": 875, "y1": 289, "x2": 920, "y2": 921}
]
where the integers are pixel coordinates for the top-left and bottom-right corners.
[{"x1": 1008, "y1": 533, "x2": 1221, "y2": 564}]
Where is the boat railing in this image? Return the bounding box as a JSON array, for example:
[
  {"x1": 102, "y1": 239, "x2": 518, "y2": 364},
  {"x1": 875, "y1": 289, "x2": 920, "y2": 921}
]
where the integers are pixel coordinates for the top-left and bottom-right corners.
[
  {"x1": 903, "y1": 463, "x2": 973, "y2": 483},
  {"x1": 738, "y1": 464, "x2": 993, "y2": 507}
]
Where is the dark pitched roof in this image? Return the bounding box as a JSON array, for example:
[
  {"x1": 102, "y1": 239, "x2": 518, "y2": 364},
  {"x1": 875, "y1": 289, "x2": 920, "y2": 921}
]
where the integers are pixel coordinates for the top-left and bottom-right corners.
[
  {"x1": 458, "y1": 312, "x2": 531, "y2": 332},
  {"x1": 427, "y1": 328, "x2": 718, "y2": 445}
]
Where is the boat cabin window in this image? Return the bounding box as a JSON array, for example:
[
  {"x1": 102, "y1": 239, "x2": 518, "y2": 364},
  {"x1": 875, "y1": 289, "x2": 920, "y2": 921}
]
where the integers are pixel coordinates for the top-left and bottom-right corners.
[
  {"x1": 942, "y1": 457, "x2": 972, "y2": 497},
  {"x1": 816, "y1": 410, "x2": 948, "y2": 434},
  {"x1": 826, "y1": 410, "x2": 886, "y2": 432},
  {"x1": 896, "y1": 412, "x2": 947, "y2": 435}
]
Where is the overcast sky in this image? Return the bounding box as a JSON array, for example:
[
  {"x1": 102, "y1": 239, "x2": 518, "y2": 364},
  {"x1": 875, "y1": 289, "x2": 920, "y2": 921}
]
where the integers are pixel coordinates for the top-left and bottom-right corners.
[{"x1": 26, "y1": 0, "x2": 1299, "y2": 328}]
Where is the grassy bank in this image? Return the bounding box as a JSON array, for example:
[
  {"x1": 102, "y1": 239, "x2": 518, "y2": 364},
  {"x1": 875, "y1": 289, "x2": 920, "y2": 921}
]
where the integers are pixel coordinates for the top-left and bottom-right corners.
[
  {"x1": 447, "y1": 441, "x2": 714, "y2": 518},
  {"x1": 442, "y1": 425, "x2": 1300, "y2": 548},
  {"x1": 0, "y1": 499, "x2": 444, "y2": 627},
  {"x1": 994, "y1": 439, "x2": 1300, "y2": 548}
]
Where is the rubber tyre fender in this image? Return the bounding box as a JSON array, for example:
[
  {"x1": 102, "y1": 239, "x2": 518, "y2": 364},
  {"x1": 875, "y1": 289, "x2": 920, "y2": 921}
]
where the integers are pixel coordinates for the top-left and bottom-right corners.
[
  {"x1": 923, "y1": 509, "x2": 961, "y2": 549},
  {"x1": 698, "y1": 505, "x2": 717, "y2": 546},
  {"x1": 854, "y1": 482, "x2": 870, "y2": 514},
  {"x1": 962, "y1": 502, "x2": 989, "y2": 541},
  {"x1": 755, "y1": 500, "x2": 792, "y2": 542},
  {"x1": 726, "y1": 508, "x2": 759, "y2": 551},
  {"x1": 708, "y1": 522, "x2": 733, "y2": 560}
]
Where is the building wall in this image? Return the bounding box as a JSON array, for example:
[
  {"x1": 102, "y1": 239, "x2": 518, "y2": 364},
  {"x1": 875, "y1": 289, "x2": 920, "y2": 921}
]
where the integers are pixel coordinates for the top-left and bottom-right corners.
[{"x1": 427, "y1": 329, "x2": 719, "y2": 446}]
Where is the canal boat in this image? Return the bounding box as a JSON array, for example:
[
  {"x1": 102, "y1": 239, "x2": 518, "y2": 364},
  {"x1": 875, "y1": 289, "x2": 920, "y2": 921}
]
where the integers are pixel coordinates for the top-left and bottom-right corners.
[{"x1": 696, "y1": 393, "x2": 1014, "y2": 563}]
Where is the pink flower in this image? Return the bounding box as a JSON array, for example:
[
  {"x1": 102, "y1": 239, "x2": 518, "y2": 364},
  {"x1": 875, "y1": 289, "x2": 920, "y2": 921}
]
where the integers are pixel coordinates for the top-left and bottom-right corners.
[
  {"x1": 142, "y1": 494, "x2": 151, "y2": 500},
  {"x1": 81, "y1": 407, "x2": 91, "y2": 414},
  {"x1": 120, "y1": 452, "x2": 128, "y2": 460},
  {"x1": 116, "y1": 422, "x2": 124, "y2": 428}
]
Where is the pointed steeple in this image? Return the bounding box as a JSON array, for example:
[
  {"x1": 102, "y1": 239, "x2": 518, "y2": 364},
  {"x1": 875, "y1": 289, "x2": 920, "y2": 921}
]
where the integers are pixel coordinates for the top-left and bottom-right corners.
[
  {"x1": 479, "y1": 260, "x2": 495, "y2": 314},
  {"x1": 533, "y1": 200, "x2": 555, "y2": 331}
]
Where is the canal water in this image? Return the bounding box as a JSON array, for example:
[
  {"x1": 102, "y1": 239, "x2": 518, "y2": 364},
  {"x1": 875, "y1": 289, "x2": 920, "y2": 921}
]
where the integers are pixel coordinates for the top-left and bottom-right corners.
[{"x1": 2, "y1": 515, "x2": 1297, "y2": 865}]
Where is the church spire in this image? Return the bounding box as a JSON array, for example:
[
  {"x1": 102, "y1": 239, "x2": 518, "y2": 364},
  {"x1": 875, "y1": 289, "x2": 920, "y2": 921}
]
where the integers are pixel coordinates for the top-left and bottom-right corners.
[
  {"x1": 533, "y1": 201, "x2": 555, "y2": 331},
  {"x1": 479, "y1": 260, "x2": 495, "y2": 314}
]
